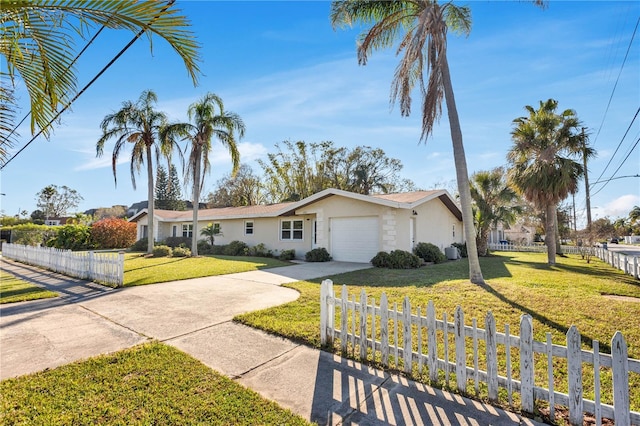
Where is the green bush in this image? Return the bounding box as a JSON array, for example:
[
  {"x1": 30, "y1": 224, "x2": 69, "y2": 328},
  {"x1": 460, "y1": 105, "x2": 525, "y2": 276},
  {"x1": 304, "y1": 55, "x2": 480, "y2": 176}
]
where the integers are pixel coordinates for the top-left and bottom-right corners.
[
  {"x1": 246, "y1": 243, "x2": 274, "y2": 258},
  {"x1": 451, "y1": 242, "x2": 467, "y2": 258},
  {"x1": 305, "y1": 247, "x2": 331, "y2": 262},
  {"x1": 129, "y1": 238, "x2": 149, "y2": 252},
  {"x1": 224, "y1": 240, "x2": 248, "y2": 256},
  {"x1": 370, "y1": 251, "x2": 391, "y2": 268},
  {"x1": 413, "y1": 242, "x2": 446, "y2": 264},
  {"x1": 10, "y1": 224, "x2": 56, "y2": 246},
  {"x1": 152, "y1": 245, "x2": 172, "y2": 257},
  {"x1": 279, "y1": 249, "x2": 295, "y2": 261},
  {"x1": 211, "y1": 244, "x2": 227, "y2": 255},
  {"x1": 172, "y1": 246, "x2": 191, "y2": 257},
  {"x1": 47, "y1": 224, "x2": 93, "y2": 251},
  {"x1": 197, "y1": 240, "x2": 213, "y2": 255},
  {"x1": 388, "y1": 250, "x2": 421, "y2": 269},
  {"x1": 162, "y1": 236, "x2": 192, "y2": 248}
]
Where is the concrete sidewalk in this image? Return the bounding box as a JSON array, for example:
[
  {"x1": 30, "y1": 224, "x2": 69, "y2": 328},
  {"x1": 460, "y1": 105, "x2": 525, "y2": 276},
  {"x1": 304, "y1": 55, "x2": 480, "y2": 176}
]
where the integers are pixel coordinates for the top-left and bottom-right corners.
[{"x1": 1, "y1": 259, "x2": 543, "y2": 425}]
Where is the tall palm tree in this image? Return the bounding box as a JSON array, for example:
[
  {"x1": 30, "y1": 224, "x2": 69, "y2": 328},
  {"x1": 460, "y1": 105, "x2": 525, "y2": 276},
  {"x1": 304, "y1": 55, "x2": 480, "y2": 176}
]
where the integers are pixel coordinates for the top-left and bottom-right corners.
[
  {"x1": 507, "y1": 99, "x2": 583, "y2": 265},
  {"x1": 162, "y1": 93, "x2": 244, "y2": 256},
  {"x1": 469, "y1": 168, "x2": 521, "y2": 256},
  {"x1": 97, "y1": 90, "x2": 177, "y2": 254},
  {"x1": 331, "y1": 2, "x2": 474, "y2": 283},
  {"x1": 1, "y1": 0, "x2": 200, "y2": 154}
]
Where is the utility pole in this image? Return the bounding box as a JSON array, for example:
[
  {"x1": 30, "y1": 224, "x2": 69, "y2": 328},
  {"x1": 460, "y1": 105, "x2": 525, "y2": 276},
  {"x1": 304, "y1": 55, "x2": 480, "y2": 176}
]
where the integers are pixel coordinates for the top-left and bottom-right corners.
[{"x1": 582, "y1": 127, "x2": 592, "y2": 231}]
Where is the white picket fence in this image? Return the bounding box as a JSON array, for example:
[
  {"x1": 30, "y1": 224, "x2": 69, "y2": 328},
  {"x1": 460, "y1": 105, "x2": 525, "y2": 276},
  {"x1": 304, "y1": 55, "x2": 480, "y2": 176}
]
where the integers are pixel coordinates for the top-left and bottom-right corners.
[
  {"x1": 320, "y1": 280, "x2": 639, "y2": 426},
  {"x1": 2, "y1": 243, "x2": 125, "y2": 287},
  {"x1": 488, "y1": 243, "x2": 640, "y2": 279}
]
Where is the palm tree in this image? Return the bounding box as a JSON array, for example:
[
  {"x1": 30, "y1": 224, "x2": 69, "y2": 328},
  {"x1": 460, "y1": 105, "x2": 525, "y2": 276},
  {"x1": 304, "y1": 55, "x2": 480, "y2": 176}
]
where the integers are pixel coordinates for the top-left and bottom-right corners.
[
  {"x1": 1, "y1": 0, "x2": 200, "y2": 154},
  {"x1": 507, "y1": 99, "x2": 583, "y2": 265},
  {"x1": 331, "y1": 2, "x2": 474, "y2": 283},
  {"x1": 469, "y1": 168, "x2": 521, "y2": 256},
  {"x1": 162, "y1": 93, "x2": 244, "y2": 256},
  {"x1": 97, "y1": 90, "x2": 177, "y2": 254},
  {"x1": 200, "y1": 223, "x2": 221, "y2": 247}
]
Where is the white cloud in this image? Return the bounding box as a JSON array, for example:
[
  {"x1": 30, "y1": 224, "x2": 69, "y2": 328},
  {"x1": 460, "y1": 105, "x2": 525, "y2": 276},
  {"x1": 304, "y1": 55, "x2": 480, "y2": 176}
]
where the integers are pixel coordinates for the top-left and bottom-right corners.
[{"x1": 597, "y1": 194, "x2": 640, "y2": 219}]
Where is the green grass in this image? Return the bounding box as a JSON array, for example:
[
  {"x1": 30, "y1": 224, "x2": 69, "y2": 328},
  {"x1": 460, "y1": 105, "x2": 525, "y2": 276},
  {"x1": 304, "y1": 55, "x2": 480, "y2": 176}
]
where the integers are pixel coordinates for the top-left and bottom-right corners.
[
  {"x1": 0, "y1": 342, "x2": 309, "y2": 425},
  {"x1": 236, "y1": 252, "x2": 640, "y2": 414},
  {"x1": 124, "y1": 254, "x2": 291, "y2": 286},
  {"x1": 0, "y1": 269, "x2": 58, "y2": 304}
]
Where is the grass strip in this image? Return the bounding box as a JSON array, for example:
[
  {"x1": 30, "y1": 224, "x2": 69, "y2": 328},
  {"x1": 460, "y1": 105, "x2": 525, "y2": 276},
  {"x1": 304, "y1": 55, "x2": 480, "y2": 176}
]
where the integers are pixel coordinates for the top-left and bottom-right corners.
[
  {"x1": 0, "y1": 269, "x2": 58, "y2": 304},
  {"x1": 124, "y1": 254, "x2": 290, "y2": 286},
  {"x1": 0, "y1": 342, "x2": 309, "y2": 425}
]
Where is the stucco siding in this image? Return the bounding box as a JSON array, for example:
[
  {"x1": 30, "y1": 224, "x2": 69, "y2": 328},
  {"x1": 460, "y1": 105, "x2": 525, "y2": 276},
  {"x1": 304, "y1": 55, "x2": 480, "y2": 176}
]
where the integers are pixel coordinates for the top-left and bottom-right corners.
[{"x1": 413, "y1": 200, "x2": 463, "y2": 251}]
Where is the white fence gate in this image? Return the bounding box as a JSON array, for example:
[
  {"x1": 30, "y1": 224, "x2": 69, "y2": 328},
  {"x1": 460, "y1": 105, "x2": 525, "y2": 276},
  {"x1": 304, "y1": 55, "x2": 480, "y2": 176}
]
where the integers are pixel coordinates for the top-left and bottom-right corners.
[
  {"x1": 2, "y1": 243, "x2": 125, "y2": 287},
  {"x1": 320, "y1": 280, "x2": 639, "y2": 426}
]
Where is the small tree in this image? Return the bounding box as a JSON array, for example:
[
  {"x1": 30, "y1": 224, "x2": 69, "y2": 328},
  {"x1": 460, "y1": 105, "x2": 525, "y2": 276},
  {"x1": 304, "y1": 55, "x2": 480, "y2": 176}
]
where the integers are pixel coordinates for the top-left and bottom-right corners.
[
  {"x1": 91, "y1": 218, "x2": 137, "y2": 249},
  {"x1": 200, "y1": 223, "x2": 221, "y2": 246},
  {"x1": 35, "y1": 184, "x2": 83, "y2": 218}
]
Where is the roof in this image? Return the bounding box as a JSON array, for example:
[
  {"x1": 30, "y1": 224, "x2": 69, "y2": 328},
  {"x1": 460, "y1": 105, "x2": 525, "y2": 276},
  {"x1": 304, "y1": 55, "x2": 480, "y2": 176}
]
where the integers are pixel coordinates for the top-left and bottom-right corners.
[{"x1": 129, "y1": 188, "x2": 462, "y2": 222}]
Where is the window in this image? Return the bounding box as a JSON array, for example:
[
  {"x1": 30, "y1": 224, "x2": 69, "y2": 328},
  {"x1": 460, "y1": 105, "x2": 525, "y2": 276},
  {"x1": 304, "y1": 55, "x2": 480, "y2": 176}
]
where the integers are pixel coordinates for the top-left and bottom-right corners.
[
  {"x1": 182, "y1": 224, "x2": 193, "y2": 238},
  {"x1": 245, "y1": 221, "x2": 254, "y2": 235},
  {"x1": 141, "y1": 225, "x2": 148, "y2": 238},
  {"x1": 172, "y1": 225, "x2": 177, "y2": 237},
  {"x1": 281, "y1": 220, "x2": 303, "y2": 241},
  {"x1": 213, "y1": 222, "x2": 221, "y2": 234}
]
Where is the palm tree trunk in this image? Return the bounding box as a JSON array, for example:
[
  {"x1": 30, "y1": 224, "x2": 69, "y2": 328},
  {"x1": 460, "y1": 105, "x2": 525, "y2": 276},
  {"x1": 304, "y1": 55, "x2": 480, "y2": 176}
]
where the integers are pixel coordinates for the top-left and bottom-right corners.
[
  {"x1": 477, "y1": 227, "x2": 489, "y2": 257},
  {"x1": 441, "y1": 54, "x2": 485, "y2": 284},
  {"x1": 146, "y1": 145, "x2": 155, "y2": 254},
  {"x1": 545, "y1": 203, "x2": 557, "y2": 265},
  {"x1": 191, "y1": 146, "x2": 201, "y2": 256},
  {"x1": 554, "y1": 211, "x2": 563, "y2": 255}
]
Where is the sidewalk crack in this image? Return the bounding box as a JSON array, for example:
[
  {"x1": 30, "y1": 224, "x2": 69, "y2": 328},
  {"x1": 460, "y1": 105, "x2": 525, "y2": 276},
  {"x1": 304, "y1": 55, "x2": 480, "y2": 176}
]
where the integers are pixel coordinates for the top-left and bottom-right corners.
[{"x1": 78, "y1": 305, "x2": 151, "y2": 339}]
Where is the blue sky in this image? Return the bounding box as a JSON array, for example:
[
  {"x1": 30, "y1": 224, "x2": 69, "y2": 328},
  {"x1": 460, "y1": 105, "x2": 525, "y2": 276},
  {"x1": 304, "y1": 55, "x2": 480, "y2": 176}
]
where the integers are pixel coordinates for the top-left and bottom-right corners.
[{"x1": 1, "y1": 1, "x2": 639, "y2": 228}]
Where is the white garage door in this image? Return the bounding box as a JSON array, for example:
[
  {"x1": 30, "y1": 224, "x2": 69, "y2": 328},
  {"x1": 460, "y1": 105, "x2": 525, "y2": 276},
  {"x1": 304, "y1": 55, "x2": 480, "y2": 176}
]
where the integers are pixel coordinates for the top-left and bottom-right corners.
[{"x1": 330, "y1": 217, "x2": 379, "y2": 263}]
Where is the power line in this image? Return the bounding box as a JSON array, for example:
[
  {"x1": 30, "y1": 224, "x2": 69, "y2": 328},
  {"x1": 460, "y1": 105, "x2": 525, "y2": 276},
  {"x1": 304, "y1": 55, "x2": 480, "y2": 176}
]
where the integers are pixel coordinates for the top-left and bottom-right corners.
[
  {"x1": 591, "y1": 174, "x2": 640, "y2": 185},
  {"x1": 1, "y1": 1, "x2": 175, "y2": 170},
  {"x1": 590, "y1": 136, "x2": 640, "y2": 197},
  {"x1": 591, "y1": 16, "x2": 639, "y2": 148},
  {"x1": 3, "y1": 25, "x2": 107, "y2": 142}
]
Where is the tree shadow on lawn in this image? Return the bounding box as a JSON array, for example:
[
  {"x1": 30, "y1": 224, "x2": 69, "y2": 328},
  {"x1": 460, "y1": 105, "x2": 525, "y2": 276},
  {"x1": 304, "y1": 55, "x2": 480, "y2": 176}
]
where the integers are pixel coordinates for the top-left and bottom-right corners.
[{"x1": 124, "y1": 257, "x2": 189, "y2": 272}]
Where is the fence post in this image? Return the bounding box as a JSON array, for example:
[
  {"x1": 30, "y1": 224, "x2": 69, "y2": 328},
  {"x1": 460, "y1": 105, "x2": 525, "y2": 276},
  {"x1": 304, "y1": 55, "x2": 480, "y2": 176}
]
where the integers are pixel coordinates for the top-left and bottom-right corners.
[
  {"x1": 485, "y1": 312, "x2": 498, "y2": 402},
  {"x1": 611, "y1": 332, "x2": 630, "y2": 426},
  {"x1": 520, "y1": 314, "x2": 534, "y2": 414},
  {"x1": 341, "y1": 285, "x2": 348, "y2": 353},
  {"x1": 454, "y1": 306, "x2": 466, "y2": 392},
  {"x1": 380, "y1": 293, "x2": 389, "y2": 367},
  {"x1": 427, "y1": 300, "x2": 437, "y2": 382},
  {"x1": 359, "y1": 289, "x2": 367, "y2": 360},
  {"x1": 567, "y1": 326, "x2": 583, "y2": 426},
  {"x1": 403, "y1": 296, "x2": 412, "y2": 373},
  {"x1": 118, "y1": 251, "x2": 125, "y2": 287},
  {"x1": 320, "y1": 279, "x2": 331, "y2": 345},
  {"x1": 634, "y1": 256, "x2": 638, "y2": 280}
]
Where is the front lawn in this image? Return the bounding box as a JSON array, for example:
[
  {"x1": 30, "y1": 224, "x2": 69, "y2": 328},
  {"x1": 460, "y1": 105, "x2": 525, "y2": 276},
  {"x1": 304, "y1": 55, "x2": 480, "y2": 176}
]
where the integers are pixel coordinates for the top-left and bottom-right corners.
[
  {"x1": 236, "y1": 252, "x2": 640, "y2": 413},
  {"x1": 0, "y1": 269, "x2": 58, "y2": 304},
  {"x1": 0, "y1": 342, "x2": 309, "y2": 425},
  {"x1": 124, "y1": 254, "x2": 291, "y2": 286}
]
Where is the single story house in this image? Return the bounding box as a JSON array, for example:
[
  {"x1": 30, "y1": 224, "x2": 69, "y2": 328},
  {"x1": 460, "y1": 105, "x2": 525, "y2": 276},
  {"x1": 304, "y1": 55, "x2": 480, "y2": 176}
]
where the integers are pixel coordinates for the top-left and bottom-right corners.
[{"x1": 129, "y1": 188, "x2": 465, "y2": 263}]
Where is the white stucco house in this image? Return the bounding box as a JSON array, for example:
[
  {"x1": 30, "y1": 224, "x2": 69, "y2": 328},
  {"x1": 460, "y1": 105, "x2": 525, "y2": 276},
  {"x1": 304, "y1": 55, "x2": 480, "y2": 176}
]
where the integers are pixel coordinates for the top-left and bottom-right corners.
[{"x1": 129, "y1": 188, "x2": 465, "y2": 263}]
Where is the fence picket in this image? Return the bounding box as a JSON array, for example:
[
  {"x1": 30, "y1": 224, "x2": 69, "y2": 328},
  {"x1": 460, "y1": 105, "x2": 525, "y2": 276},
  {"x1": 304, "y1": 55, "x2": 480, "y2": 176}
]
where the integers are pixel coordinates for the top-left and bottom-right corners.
[
  {"x1": 612, "y1": 332, "x2": 630, "y2": 426},
  {"x1": 567, "y1": 326, "x2": 584, "y2": 426},
  {"x1": 594, "y1": 340, "x2": 601, "y2": 426},
  {"x1": 454, "y1": 306, "x2": 466, "y2": 392},
  {"x1": 546, "y1": 333, "x2": 555, "y2": 422},
  {"x1": 473, "y1": 318, "x2": 479, "y2": 395},
  {"x1": 417, "y1": 306, "x2": 423, "y2": 373},
  {"x1": 393, "y1": 302, "x2": 399, "y2": 369},
  {"x1": 403, "y1": 297, "x2": 412, "y2": 373},
  {"x1": 443, "y1": 312, "x2": 450, "y2": 388},
  {"x1": 520, "y1": 314, "x2": 534, "y2": 413},
  {"x1": 485, "y1": 312, "x2": 498, "y2": 402},
  {"x1": 506, "y1": 324, "x2": 513, "y2": 406},
  {"x1": 427, "y1": 300, "x2": 437, "y2": 382},
  {"x1": 380, "y1": 293, "x2": 389, "y2": 366},
  {"x1": 360, "y1": 289, "x2": 367, "y2": 360},
  {"x1": 320, "y1": 280, "x2": 328, "y2": 345},
  {"x1": 341, "y1": 285, "x2": 348, "y2": 353}
]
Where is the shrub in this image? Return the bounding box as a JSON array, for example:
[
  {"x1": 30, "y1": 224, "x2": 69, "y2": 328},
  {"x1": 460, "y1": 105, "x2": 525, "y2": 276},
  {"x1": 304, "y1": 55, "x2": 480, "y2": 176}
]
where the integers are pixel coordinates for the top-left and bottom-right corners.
[
  {"x1": 130, "y1": 238, "x2": 148, "y2": 252},
  {"x1": 247, "y1": 243, "x2": 274, "y2": 258},
  {"x1": 305, "y1": 247, "x2": 331, "y2": 262},
  {"x1": 371, "y1": 251, "x2": 391, "y2": 268},
  {"x1": 279, "y1": 249, "x2": 295, "y2": 261},
  {"x1": 413, "y1": 242, "x2": 446, "y2": 264},
  {"x1": 91, "y1": 218, "x2": 137, "y2": 249},
  {"x1": 48, "y1": 224, "x2": 93, "y2": 251},
  {"x1": 211, "y1": 244, "x2": 227, "y2": 255},
  {"x1": 172, "y1": 246, "x2": 191, "y2": 257},
  {"x1": 10, "y1": 224, "x2": 56, "y2": 246},
  {"x1": 162, "y1": 236, "x2": 192, "y2": 248},
  {"x1": 152, "y1": 245, "x2": 172, "y2": 257},
  {"x1": 224, "y1": 240, "x2": 248, "y2": 256},
  {"x1": 197, "y1": 240, "x2": 213, "y2": 255},
  {"x1": 451, "y1": 242, "x2": 467, "y2": 258}
]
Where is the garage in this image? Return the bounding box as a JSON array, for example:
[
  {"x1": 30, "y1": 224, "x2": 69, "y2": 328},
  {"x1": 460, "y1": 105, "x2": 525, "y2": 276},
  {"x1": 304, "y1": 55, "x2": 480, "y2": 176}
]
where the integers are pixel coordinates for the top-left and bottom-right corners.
[{"x1": 330, "y1": 217, "x2": 379, "y2": 263}]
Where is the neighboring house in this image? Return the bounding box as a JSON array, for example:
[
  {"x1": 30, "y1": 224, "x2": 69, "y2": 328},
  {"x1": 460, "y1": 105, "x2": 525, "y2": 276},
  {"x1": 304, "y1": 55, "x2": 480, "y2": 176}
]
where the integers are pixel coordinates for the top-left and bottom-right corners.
[
  {"x1": 129, "y1": 188, "x2": 464, "y2": 263},
  {"x1": 488, "y1": 220, "x2": 536, "y2": 245},
  {"x1": 44, "y1": 217, "x2": 71, "y2": 226}
]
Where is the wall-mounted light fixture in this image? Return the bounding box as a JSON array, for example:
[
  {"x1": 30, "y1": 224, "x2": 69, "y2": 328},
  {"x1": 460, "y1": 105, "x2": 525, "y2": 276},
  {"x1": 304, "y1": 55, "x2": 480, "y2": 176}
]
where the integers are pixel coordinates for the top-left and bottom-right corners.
[{"x1": 412, "y1": 210, "x2": 418, "y2": 216}]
